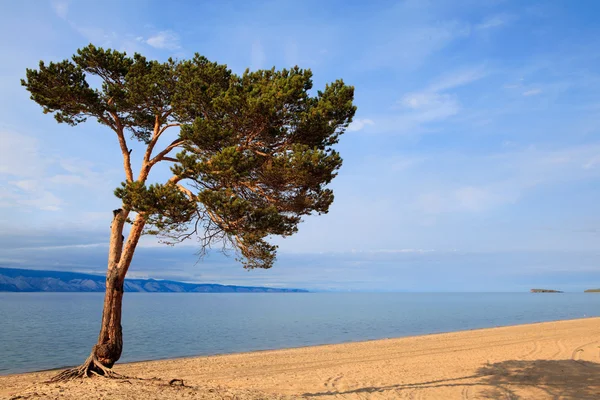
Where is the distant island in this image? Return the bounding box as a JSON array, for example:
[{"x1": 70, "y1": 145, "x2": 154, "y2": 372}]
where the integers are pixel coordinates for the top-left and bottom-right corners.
[
  {"x1": 584, "y1": 289, "x2": 600, "y2": 293},
  {"x1": 0, "y1": 267, "x2": 307, "y2": 293},
  {"x1": 530, "y1": 288, "x2": 563, "y2": 293}
]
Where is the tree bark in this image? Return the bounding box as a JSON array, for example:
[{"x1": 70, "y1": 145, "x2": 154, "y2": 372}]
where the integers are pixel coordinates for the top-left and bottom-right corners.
[
  {"x1": 91, "y1": 210, "x2": 147, "y2": 369},
  {"x1": 50, "y1": 210, "x2": 147, "y2": 381},
  {"x1": 92, "y1": 209, "x2": 127, "y2": 368},
  {"x1": 93, "y1": 268, "x2": 125, "y2": 368}
]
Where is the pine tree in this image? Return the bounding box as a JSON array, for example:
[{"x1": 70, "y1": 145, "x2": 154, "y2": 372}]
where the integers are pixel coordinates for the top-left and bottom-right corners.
[{"x1": 22, "y1": 44, "x2": 355, "y2": 380}]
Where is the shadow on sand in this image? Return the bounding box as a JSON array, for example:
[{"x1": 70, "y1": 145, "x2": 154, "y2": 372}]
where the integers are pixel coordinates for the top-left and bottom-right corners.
[{"x1": 302, "y1": 359, "x2": 600, "y2": 399}]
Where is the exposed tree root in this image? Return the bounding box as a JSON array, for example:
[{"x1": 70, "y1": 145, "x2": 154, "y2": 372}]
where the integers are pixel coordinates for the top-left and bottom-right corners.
[{"x1": 47, "y1": 353, "x2": 127, "y2": 383}]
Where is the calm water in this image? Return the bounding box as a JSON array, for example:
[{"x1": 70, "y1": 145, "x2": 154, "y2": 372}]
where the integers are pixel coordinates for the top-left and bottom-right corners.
[{"x1": 1, "y1": 292, "x2": 599, "y2": 375}]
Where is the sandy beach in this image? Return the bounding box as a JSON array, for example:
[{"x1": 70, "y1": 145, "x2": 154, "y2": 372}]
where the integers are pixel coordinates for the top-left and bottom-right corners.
[{"x1": 1, "y1": 317, "x2": 599, "y2": 399}]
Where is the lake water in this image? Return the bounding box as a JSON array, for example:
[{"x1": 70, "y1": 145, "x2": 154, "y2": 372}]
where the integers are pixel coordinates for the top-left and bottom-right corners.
[{"x1": 1, "y1": 292, "x2": 599, "y2": 375}]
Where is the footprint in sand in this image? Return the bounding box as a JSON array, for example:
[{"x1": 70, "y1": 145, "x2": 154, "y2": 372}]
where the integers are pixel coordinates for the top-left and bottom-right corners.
[
  {"x1": 571, "y1": 340, "x2": 599, "y2": 361},
  {"x1": 520, "y1": 340, "x2": 541, "y2": 360}
]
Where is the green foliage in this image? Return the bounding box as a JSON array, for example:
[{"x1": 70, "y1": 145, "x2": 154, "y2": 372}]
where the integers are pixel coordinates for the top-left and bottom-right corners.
[
  {"x1": 23, "y1": 44, "x2": 356, "y2": 269},
  {"x1": 114, "y1": 182, "x2": 196, "y2": 234}
]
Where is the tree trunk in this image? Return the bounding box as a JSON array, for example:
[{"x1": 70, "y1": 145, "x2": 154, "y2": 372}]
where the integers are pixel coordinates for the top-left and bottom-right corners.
[
  {"x1": 49, "y1": 210, "x2": 148, "y2": 381},
  {"x1": 92, "y1": 208, "x2": 127, "y2": 368},
  {"x1": 93, "y1": 268, "x2": 125, "y2": 368}
]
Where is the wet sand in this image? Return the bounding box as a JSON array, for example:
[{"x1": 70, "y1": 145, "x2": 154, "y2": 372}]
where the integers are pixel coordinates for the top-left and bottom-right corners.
[{"x1": 1, "y1": 317, "x2": 599, "y2": 399}]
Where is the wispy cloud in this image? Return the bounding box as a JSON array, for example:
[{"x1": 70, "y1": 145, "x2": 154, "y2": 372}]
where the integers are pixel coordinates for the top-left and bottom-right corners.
[
  {"x1": 51, "y1": 0, "x2": 69, "y2": 19},
  {"x1": 426, "y1": 66, "x2": 488, "y2": 92},
  {"x1": 414, "y1": 143, "x2": 600, "y2": 215},
  {"x1": 476, "y1": 13, "x2": 516, "y2": 30},
  {"x1": 359, "y1": 14, "x2": 471, "y2": 70},
  {"x1": 399, "y1": 92, "x2": 460, "y2": 122},
  {"x1": 0, "y1": 131, "x2": 45, "y2": 178},
  {"x1": 371, "y1": 67, "x2": 487, "y2": 134},
  {"x1": 10, "y1": 243, "x2": 107, "y2": 252},
  {"x1": 523, "y1": 88, "x2": 542, "y2": 96},
  {"x1": 1, "y1": 182, "x2": 62, "y2": 211},
  {"x1": 347, "y1": 118, "x2": 375, "y2": 132},
  {"x1": 0, "y1": 131, "x2": 117, "y2": 213},
  {"x1": 146, "y1": 30, "x2": 181, "y2": 50}
]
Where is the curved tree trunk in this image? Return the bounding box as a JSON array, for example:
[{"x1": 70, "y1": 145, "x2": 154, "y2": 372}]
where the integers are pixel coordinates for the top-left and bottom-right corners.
[
  {"x1": 50, "y1": 210, "x2": 146, "y2": 381},
  {"x1": 93, "y1": 268, "x2": 125, "y2": 368},
  {"x1": 92, "y1": 208, "x2": 127, "y2": 368}
]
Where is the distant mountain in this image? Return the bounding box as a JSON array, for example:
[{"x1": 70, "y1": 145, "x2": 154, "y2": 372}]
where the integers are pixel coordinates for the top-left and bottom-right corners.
[
  {"x1": 530, "y1": 288, "x2": 563, "y2": 293},
  {"x1": 0, "y1": 267, "x2": 307, "y2": 293},
  {"x1": 584, "y1": 289, "x2": 600, "y2": 293}
]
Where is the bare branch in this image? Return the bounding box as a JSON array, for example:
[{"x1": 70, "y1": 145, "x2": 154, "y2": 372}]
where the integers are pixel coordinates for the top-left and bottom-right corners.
[
  {"x1": 149, "y1": 138, "x2": 184, "y2": 168},
  {"x1": 143, "y1": 114, "x2": 162, "y2": 165},
  {"x1": 116, "y1": 213, "x2": 146, "y2": 281},
  {"x1": 169, "y1": 174, "x2": 183, "y2": 185},
  {"x1": 138, "y1": 117, "x2": 182, "y2": 182},
  {"x1": 158, "y1": 123, "x2": 181, "y2": 136},
  {"x1": 175, "y1": 184, "x2": 194, "y2": 200},
  {"x1": 103, "y1": 113, "x2": 134, "y2": 182}
]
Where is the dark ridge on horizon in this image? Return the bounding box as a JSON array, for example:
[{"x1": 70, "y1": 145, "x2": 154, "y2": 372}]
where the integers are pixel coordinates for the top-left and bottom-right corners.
[
  {"x1": 530, "y1": 288, "x2": 563, "y2": 293},
  {"x1": 0, "y1": 267, "x2": 308, "y2": 293}
]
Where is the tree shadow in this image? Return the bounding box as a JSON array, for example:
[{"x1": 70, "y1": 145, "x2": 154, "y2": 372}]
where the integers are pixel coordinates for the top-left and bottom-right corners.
[
  {"x1": 477, "y1": 359, "x2": 600, "y2": 399},
  {"x1": 302, "y1": 359, "x2": 600, "y2": 399}
]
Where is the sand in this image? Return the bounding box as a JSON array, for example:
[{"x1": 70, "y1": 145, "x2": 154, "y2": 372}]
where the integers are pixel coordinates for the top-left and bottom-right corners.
[{"x1": 1, "y1": 317, "x2": 599, "y2": 399}]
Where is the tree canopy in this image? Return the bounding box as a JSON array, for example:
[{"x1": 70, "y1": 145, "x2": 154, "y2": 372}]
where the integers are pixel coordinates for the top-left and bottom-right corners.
[{"x1": 22, "y1": 44, "x2": 356, "y2": 269}]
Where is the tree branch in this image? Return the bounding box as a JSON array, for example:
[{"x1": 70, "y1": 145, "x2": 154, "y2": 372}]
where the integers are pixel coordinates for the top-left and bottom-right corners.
[
  {"x1": 116, "y1": 213, "x2": 146, "y2": 281},
  {"x1": 144, "y1": 114, "x2": 162, "y2": 163},
  {"x1": 138, "y1": 117, "x2": 181, "y2": 182},
  {"x1": 239, "y1": 181, "x2": 277, "y2": 203},
  {"x1": 175, "y1": 183, "x2": 194, "y2": 200},
  {"x1": 158, "y1": 123, "x2": 181, "y2": 136},
  {"x1": 105, "y1": 113, "x2": 134, "y2": 182},
  {"x1": 149, "y1": 138, "x2": 184, "y2": 167},
  {"x1": 145, "y1": 120, "x2": 180, "y2": 165}
]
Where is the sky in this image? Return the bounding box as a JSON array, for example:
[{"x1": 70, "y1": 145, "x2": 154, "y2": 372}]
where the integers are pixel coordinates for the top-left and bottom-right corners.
[{"x1": 1, "y1": 0, "x2": 600, "y2": 291}]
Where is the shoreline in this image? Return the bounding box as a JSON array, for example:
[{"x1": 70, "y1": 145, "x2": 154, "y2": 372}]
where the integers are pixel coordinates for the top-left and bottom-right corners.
[
  {"x1": 2, "y1": 315, "x2": 597, "y2": 377},
  {"x1": 2, "y1": 316, "x2": 599, "y2": 399}
]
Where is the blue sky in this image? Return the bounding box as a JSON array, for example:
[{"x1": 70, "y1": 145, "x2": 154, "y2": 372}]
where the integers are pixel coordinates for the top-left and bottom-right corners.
[{"x1": 1, "y1": 0, "x2": 600, "y2": 291}]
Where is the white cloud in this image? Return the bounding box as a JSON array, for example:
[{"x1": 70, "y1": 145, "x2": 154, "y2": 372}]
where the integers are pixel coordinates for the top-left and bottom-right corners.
[
  {"x1": 2, "y1": 181, "x2": 62, "y2": 211},
  {"x1": 374, "y1": 66, "x2": 487, "y2": 134},
  {"x1": 523, "y1": 88, "x2": 542, "y2": 96},
  {"x1": 347, "y1": 118, "x2": 375, "y2": 132},
  {"x1": 401, "y1": 92, "x2": 455, "y2": 110},
  {"x1": 0, "y1": 131, "x2": 117, "y2": 213},
  {"x1": 399, "y1": 92, "x2": 460, "y2": 122},
  {"x1": 51, "y1": 0, "x2": 69, "y2": 19},
  {"x1": 11, "y1": 243, "x2": 107, "y2": 251},
  {"x1": 48, "y1": 174, "x2": 89, "y2": 186},
  {"x1": 476, "y1": 14, "x2": 515, "y2": 30},
  {"x1": 12, "y1": 180, "x2": 38, "y2": 192},
  {"x1": 50, "y1": 159, "x2": 113, "y2": 189},
  {"x1": 414, "y1": 143, "x2": 600, "y2": 215},
  {"x1": 367, "y1": 95, "x2": 460, "y2": 135},
  {"x1": 146, "y1": 30, "x2": 181, "y2": 50},
  {"x1": 348, "y1": 249, "x2": 437, "y2": 254},
  {"x1": 0, "y1": 131, "x2": 46, "y2": 178},
  {"x1": 453, "y1": 186, "x2": 516, "y2": 212},
  {"x1": 427, "y1": 67, "x2": 487, "y2": 92},
  {"x1": 360, "y1": 19, "x2": 471, "y2": 70},
  {"x1": 73, "y1": 26, "x2": 118, "y2": 47},
  {"x1": 0, "y1": 131, "x2": 62, "y2": 211}
]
